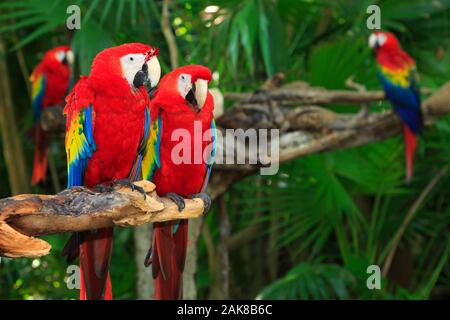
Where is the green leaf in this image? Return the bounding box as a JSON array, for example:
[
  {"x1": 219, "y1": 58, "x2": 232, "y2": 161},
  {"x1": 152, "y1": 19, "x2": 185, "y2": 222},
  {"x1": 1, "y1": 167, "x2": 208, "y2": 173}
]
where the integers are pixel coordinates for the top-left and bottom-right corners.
[{"x1": 258, "y1": 0, "x2": 273, "y2": 76}]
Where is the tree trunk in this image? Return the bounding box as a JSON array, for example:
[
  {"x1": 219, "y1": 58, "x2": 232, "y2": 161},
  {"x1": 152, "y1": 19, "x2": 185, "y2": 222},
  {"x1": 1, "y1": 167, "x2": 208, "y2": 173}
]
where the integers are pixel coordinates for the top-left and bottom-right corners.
[
  {"x1": 0, "y1": 35, "x2": 30, "y2": 195},
  {"x1": 133, "y1": 224, "x2": 154, "y2": 299},
  {"x1": 218, "y1": 196, "x2": 231, "y2": 299},
  {"x1": 183, "y1": 217, "x2": 202, "y2": 299}
]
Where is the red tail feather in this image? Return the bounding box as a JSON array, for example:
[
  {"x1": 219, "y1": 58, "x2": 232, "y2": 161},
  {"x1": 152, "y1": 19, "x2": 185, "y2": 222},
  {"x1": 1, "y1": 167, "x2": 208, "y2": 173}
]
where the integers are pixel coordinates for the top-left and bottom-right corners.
[
  {"x1": 403, "y1": 124, "x2": 417, "y2": 183},
  {"x1": 79, "y1": 228, "x2": 113, "y2": 300},
  {"x1": 31, "y1": 126, "x2": 48, "y2": 185},
  {"x1": 153, "y1": 221, "x2": 188, "y2": 300}
]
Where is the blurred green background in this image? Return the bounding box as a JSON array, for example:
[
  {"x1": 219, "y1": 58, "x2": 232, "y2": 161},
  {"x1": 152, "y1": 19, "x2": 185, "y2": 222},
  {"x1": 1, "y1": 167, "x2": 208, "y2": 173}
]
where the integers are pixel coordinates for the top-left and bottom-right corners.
[{"x1": 0, "y1": 0, "x2": 449, "y2": 299}]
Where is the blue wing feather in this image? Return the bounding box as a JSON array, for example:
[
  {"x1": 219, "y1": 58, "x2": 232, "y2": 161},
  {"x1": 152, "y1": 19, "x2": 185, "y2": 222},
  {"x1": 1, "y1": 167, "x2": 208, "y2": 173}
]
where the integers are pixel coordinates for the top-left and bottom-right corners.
[
  {"x1": 31, "y1": 74, "x2": 46, "y2": 121},
  {"x1": 378, "y1": 69, "x2": 423, "y2": 134}
]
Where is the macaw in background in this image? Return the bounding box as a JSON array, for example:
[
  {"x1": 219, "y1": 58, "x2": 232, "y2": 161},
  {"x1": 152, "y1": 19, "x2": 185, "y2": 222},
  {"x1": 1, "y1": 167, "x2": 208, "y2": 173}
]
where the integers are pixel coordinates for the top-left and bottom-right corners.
[
  {"x1": 63, "y1": 43, "x2": 161, "y2": 299},
  {"x1": 30, "y1": 46, "x2": 73, "y2": 185},
  {"x1": 369, "y1": 31, "x2": 423, "y2": 182},
  {"x1": 143, "y1": 65, "x2": 216, "y2": 299}
]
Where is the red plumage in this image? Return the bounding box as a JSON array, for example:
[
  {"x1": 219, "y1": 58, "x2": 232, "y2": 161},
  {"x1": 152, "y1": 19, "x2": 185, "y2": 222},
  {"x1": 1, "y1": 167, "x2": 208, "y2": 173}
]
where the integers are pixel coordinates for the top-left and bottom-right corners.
[
  {"x1": 31, "y1": 46, "x2": 72, "y2": 185},
  {"x1": 370, "y1": 31, "x2": 422, "y2": 182},
  {"x1": 150, "y1": 65, "x2": 214, "y2": 299},
  {"x1": 31, "y1": 126, "x2": 48, "y2": 185},
  {"x1": 64, "y1": 43, "x2": 158, "y2": 299},
  {"x1": 372, "y1": 32, "x2": 414, "y2": 70},
  {"x1": 403, "y1": 124, "x2": 417, "y2": 183}
]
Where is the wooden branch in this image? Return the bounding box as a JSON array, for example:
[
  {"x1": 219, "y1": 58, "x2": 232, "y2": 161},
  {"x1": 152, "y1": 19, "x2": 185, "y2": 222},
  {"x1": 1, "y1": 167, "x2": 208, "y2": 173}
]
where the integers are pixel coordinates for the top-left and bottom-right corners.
[
  {"x1": 224, "y1": 81, "x2": 431, "y2": 106},
  {"x1": 0, "y1": 181, "x2": 205, "y2": 258},
  {"x1": 224, "y1": 84, "x2": 386, "y2": 105},
  {"x1": 40, "y1": 105, "x2": 65, "y2": 133},
  {"x1": 209, "y1": 81, "x2": 450, "y2": 200}
]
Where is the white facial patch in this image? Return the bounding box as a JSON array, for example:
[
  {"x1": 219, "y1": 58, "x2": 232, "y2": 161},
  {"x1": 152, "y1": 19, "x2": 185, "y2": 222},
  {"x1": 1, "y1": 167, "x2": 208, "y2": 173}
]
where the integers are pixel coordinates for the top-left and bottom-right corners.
[
  {"x1": 368, "y1": 33, "x2": 378, "y2": 48},
  {"x1": 369, "y1": 33, "x2": 387, "y2": 48},
  {"x1": 178, "y1": 73, "x2": 192, "y2": 98},
  {"x1": 147, "y1": 56, "x2": 161, "y2": 88},
  {"x1": 377, "y1": 33, "x2": 387, "y2": 46},
  {"x1": 55, "y1": 50, "x2": 65, "y2": 62},
  {"x1": 119, "y1": 53, "x2": 147, "y2": 87}
]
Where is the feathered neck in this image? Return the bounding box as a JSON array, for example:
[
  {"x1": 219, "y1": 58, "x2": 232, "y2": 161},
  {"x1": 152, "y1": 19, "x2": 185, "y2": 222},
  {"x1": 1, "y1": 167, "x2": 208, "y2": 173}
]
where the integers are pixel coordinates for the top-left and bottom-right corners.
[{"x1": 376, "y1": 47, "x2": 414, "y2": 71}]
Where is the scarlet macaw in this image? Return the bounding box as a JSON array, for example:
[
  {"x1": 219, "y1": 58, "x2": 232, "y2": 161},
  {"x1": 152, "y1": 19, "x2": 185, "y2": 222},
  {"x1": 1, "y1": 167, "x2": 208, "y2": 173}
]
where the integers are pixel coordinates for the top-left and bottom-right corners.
[
  {"x1": 142, "y1": 65, "x2": 216, "y2": 299},
  {"x1": 30, "y1": 46, "x2": 73, "y2": 185},
  {"x1": 63, "y1": 43, "x2": 161, "y2": 299},
  {"x1": 369, "y1": 31, "x2": 423, "y2": 182}
]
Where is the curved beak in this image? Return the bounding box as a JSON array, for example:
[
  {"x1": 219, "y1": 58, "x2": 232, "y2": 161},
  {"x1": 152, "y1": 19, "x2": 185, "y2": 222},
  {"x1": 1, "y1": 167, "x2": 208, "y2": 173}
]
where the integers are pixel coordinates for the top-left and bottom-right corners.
[
  {"x1": 66, "y1": 50, "x2": 74, "y2": 65},
  {"x1": 185, "y1": 79, "x2": 208, "y2": 113},
  {"x1": 147, "y1": 56, "x2": 161, "y2": 94},
  {"x1": 133, "y1": 56, "x2": 161, "y2": 94},
  {"x1": 194, "y1": 79, "x2": 208, "y2": 111},
  {"x1": 133, "y1": 65, "x2": 150, "y2": 88}
]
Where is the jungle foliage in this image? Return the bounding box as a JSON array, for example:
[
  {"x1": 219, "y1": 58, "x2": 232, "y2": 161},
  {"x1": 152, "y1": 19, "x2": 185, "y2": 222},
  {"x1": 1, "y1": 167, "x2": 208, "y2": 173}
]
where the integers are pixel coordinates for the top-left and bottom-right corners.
[{"x1": 0, "y1": 0, "x2": 449, "y2": 299}]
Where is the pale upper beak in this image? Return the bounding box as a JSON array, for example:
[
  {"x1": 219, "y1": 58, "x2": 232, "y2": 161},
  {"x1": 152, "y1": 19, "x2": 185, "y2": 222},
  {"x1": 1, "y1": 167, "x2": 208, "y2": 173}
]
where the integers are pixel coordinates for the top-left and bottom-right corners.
[
  {"x1": 194, "y1": 79, "x2": 208, "y2": 110},
  {"x1": 66, "y1": 50, "x2": 74, "y2": 65},
  {"x1": 147, "y1": 56, "x2": 161, "y2": 88},
  {"x1": 185, "y1": 78, "x2": 209, "y2": 112}
]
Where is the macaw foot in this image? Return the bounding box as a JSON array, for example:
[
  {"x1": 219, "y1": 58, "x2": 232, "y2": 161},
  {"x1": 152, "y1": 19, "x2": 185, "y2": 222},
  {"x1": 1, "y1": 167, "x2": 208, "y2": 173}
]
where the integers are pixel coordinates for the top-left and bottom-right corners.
[
  {"x1": 59, "y1": 186, "x2": 91, "y2": 196},
  {"x1": 93, "y1": 184, "x2": 114, "y2": 193},
  {"x1": 189, "y1": 192, "x2": 212, "y2": 214},
  {"x1": 113, "y1": 179, "x2": 146, "y2": 199},
  {"x1": 165, "y1": 192, "x2": 186, "y2": 211}
]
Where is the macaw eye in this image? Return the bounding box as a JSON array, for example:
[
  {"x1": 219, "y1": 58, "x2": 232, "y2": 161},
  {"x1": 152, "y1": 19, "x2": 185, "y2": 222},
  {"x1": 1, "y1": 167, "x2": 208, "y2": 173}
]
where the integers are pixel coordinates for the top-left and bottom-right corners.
[{"x1": 129, "y1": 56, "x2": 134, "y2": 61}]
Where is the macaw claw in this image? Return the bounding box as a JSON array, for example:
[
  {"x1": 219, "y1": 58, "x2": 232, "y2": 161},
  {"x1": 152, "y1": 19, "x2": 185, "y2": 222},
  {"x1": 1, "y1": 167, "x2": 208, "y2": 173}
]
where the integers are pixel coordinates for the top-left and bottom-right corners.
[
  {"x1": 92, "y1": 184, "x2": 114, "y2": 193},
  {"x1": 144, "y1": 246, "x2": 152, "y2": 267},
  {"x1": 165, "y1": 192, "x2": 186, "y2": 211},
  {"x1": 189, "y1": 192, "x2": 211, "y2": 214},
  {"x1": 112, "y1": 179, "x2": 146, "y2": 199}
]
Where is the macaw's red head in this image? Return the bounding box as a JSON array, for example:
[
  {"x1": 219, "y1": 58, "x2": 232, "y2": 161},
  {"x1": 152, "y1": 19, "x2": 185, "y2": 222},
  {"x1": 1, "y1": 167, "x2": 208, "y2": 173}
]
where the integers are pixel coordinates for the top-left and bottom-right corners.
[
  {"x1": 88, "y1": 43, "x2": 161, "y2": 95},
  {"x1": 41, "y1": 45, "x2": 74, "y2": 69},
  {"x1": 153, "y1": 64, "x2": 213, "y2": 114},
  {"x1": 369, "y1": 31, "x2": 402, "y2": 53}
]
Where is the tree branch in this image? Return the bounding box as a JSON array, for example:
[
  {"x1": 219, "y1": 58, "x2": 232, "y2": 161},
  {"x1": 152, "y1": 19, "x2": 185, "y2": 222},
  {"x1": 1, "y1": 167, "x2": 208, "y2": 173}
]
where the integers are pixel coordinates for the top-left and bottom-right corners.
[
  {"x1": 0, "y1": 180, "x2": 205, "y2": 258},
  {"x1": 208, "y1": 81, "x2": 450, "y2": 200}
]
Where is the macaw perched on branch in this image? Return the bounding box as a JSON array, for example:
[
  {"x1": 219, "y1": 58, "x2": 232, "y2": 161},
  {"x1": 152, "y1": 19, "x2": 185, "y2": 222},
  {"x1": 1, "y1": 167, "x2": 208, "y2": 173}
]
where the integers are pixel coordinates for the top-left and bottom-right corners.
[
  {"x1": 142, "y1": 65, "x2": 216, "y2": 300},
  {"x1": 369, "y1": 31, "x2": 423, "y2": 182},
  {"x1": 30, "y1": 46, "x2": 73, "y2": 185},
  {"x1": 63, "y1": 43, "x2": 161, "y2": 300}
]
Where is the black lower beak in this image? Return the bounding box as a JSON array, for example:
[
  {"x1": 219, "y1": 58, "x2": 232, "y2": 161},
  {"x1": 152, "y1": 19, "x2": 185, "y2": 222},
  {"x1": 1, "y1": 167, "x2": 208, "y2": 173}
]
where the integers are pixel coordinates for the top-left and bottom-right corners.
[
  {"x1": 133, "y1": 69, "x2": 150, "y2": 88},
  {"x1": 185, "y1": 88, "x2": 199, "y2": 112},
  {"x1": 62, "y1": 56, "x2": 68, "y2": 65}
]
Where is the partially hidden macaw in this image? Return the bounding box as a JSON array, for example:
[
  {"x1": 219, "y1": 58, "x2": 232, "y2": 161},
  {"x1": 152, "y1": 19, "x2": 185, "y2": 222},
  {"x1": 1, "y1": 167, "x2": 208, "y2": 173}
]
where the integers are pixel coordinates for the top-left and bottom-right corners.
[
  {"x1": 369, "y1": 31, "x2": 423, "y2": 182},
  {"x1": 63, "y1": 43, "x2": 161, "y2": 300},
  {"x1": 142, "y1": 65, "x2": 216, "y2": 300},
  {"x1": 30, "y1": 46, "x2": 73, "y2": 185}
]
